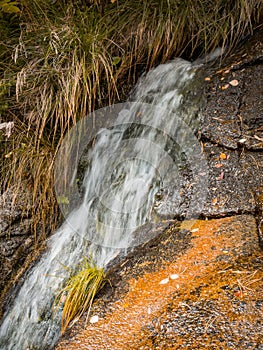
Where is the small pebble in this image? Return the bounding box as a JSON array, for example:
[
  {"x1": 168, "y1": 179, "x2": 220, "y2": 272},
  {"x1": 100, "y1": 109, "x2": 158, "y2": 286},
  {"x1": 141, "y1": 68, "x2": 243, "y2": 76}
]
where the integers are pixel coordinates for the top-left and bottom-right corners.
[
  {"x1": 239, "y1": 138, "x2": 247, "y2": 144},
  {"x1": 222, "y1": 84, "x2": 229, "y2": 90},
  {"x1": 90, "y1": 315, "x2": 99, "y2": 324},
  {"x1": 229, "y1": 79, "x2": 239, "y2": 86},
  {"x1": 159, "y1": 278, "x2": 169, "y2": 285}
]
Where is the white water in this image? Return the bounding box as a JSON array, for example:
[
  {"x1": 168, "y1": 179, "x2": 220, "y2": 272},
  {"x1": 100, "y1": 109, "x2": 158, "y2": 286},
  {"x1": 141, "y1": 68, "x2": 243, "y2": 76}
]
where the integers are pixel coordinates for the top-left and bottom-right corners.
[{"x1": 0, "y1": 58, "x2": 203, "y2": 349}]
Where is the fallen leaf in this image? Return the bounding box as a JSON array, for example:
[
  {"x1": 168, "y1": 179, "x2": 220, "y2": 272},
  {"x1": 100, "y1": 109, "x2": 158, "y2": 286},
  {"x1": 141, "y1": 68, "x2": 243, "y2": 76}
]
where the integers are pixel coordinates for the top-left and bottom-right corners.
[
  {"x1": 235, "y1": 290, "x2": 243, "y2": 298},
  {"x1": 229, "y1": 79, "x2": 239, "y2": 86},
  {"x1": 5, "y1": 151, "x2": 13, "y2": 158},
  {"x1": 219, "y1": 153, "x2": 227, "y2": 160},
  {"x1": 112, "y1": 56, "x2": 121, "y2": 66},
  {"x1": 212, "y1": 198, "x2": 218, "y2": 206},
  {"x1": 239, "y1": 138, "x2": 247, "y2": 144},
  {"x1": 90, "y1": 315, "x2": 99, "y2": 324},
  {"x1": 159, "y1": 278, "x2": 169, "y2": 285},
  {"x1": 222, "y1": 84, "x2": 229, "y2": 90},
  {"x1": 217, "y1": 170, "x2": 225, "y2": 180}
]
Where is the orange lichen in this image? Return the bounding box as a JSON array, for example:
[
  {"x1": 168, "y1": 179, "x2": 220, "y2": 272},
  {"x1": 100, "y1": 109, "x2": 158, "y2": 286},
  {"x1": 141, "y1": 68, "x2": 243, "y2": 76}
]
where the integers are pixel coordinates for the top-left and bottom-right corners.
[{"x1": 56, "y1": 217, "x2": 263, "y2": 350}]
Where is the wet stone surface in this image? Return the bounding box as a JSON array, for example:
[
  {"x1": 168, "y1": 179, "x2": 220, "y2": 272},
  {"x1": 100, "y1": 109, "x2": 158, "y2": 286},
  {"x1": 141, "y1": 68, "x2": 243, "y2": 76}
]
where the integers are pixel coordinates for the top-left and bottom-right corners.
[
  {"x1": 56, "y1": 29, "x2": 263, "y2": 350},
  {"x1": 201, "y1": 60, "x2": 263, "y2": 151},
  {"x1": 57, "y1": 216, "x2": 263, "y2": 350},
  {"x1": 0, "y1": 188, "x2": 35, "y2": 312},
  {"x1": 155, "y1": 29, "x2": 263, "y2": 225}
]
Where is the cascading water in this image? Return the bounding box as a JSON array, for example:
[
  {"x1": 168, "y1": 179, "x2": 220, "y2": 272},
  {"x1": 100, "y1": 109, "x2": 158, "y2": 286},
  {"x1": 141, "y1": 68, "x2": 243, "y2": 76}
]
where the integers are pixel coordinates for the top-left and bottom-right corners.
[{"x1": 0, "y1": 58, "x2": 206, "y2": 349}]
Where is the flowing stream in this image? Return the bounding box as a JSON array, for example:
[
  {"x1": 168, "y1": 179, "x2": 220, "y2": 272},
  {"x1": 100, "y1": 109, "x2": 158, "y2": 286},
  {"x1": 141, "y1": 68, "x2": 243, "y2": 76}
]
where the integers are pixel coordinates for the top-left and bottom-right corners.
[{"x1": 0, "y1": 58, "x2": 205, "y2": 349}]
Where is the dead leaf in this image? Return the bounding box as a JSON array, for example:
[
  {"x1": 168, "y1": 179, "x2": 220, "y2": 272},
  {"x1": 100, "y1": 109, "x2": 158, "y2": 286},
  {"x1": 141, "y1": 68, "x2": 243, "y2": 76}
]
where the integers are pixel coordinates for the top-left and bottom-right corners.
[
  {"x1": 212, "y1": 198, "x2": 218, "y2": 205},
  {"x1": 5, "y1": 151, "x2": 13, "y2": 158},
  {"x1": 229, "y1": 79, "x2": 239, "y2": 86},
  {"x1": 235, "y1": 290, "x2": 243, "y2": 298},
  {"x1": 90, "y1": 315, "x2": 99, "y2": 324},
  {"x1": 159, "y1": 278, "x2": 169, "y2": 285},
  {"x1": 239, "y1": 138, "x2": 247, "y2": 144},
  {"x1": 222, "y1": 84, "x2": 229, "y2": 90},
  {"x1": 219, "y1": 153, "x2": 227, "y2": 160},
  {"x1": 217, "y1": 171, "x2": 225, "y2": 180}
]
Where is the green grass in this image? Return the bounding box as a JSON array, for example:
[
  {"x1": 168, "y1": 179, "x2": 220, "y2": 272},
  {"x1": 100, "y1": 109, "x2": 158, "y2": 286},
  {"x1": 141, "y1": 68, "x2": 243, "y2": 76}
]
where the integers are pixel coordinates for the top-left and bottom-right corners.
[{"x1": 54, "y1": 258, "x2": 106, "y2": 334}]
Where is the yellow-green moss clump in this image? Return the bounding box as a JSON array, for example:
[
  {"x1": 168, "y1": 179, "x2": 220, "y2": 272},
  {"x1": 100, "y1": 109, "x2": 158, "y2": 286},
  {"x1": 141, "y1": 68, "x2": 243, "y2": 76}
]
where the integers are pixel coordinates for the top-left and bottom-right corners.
[{"x1": 55, "y1": 258, "x2": 106, "y2": 333}]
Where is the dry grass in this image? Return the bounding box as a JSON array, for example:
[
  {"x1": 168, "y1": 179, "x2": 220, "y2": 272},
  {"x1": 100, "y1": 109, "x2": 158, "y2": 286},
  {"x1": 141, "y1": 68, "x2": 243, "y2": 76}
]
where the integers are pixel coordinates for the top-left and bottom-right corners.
[
  {"x1": 54, "y1": 258, "x2": 106, "y2": 334},
  {"x1": 0, "y1": 0, "x2": 262, "y2": 244}
]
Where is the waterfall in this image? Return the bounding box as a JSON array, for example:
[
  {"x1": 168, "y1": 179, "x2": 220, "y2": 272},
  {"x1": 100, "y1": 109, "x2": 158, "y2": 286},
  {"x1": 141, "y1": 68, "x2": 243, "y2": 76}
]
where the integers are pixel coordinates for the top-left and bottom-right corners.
[{"x1": 0, "y1": 58, "x2": 206, "y2": 349}]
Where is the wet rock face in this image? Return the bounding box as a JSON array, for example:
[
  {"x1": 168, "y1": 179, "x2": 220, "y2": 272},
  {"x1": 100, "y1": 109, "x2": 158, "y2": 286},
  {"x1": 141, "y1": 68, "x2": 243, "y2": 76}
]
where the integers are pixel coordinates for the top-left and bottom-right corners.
[
  {"x1": 56, "y1": 30, "x2": 263, "y2": 350},
  {"x1": 201, "y1": 29, "x2": 263, "y2": 151},
  {"x1": 201, "y1": 36, "x2": 263, "y2": 151},
  {"x1": 198, "y1": 28, "x2": 263, "y2": 241},
  {"x1": 240, "y1": 65, "x2": 263, "y2": 131},
  {"x1": 57, "y1": 216, "x2": 263, "y2": 350},
  {"x1": 154, "y1": 28, "x2": 263, "y2": 225},
  {"x1": 0, "y1": 189, "x2": 34, "y2": 311}
]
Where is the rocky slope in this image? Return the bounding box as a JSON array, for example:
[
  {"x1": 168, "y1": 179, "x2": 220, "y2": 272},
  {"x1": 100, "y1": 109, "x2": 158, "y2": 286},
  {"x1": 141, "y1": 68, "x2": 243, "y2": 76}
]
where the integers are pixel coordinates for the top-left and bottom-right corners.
[{"x1": 56, "y1": 28, "x2": 263, "y2": 350}]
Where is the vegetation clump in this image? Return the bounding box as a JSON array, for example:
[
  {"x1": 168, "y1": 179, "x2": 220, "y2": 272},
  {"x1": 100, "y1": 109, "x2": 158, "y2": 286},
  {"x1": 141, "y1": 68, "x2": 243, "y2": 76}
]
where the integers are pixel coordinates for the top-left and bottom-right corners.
[{"x1": 54, "y1": 257, "x2": 106, "y2": 334}]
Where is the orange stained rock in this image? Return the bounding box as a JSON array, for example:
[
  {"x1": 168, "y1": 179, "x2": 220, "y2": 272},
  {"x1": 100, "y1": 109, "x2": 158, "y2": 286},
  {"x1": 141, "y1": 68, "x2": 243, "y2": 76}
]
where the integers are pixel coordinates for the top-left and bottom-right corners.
[{"x1": 56, "y1": 217, "x2": 262, "y2": 350}]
